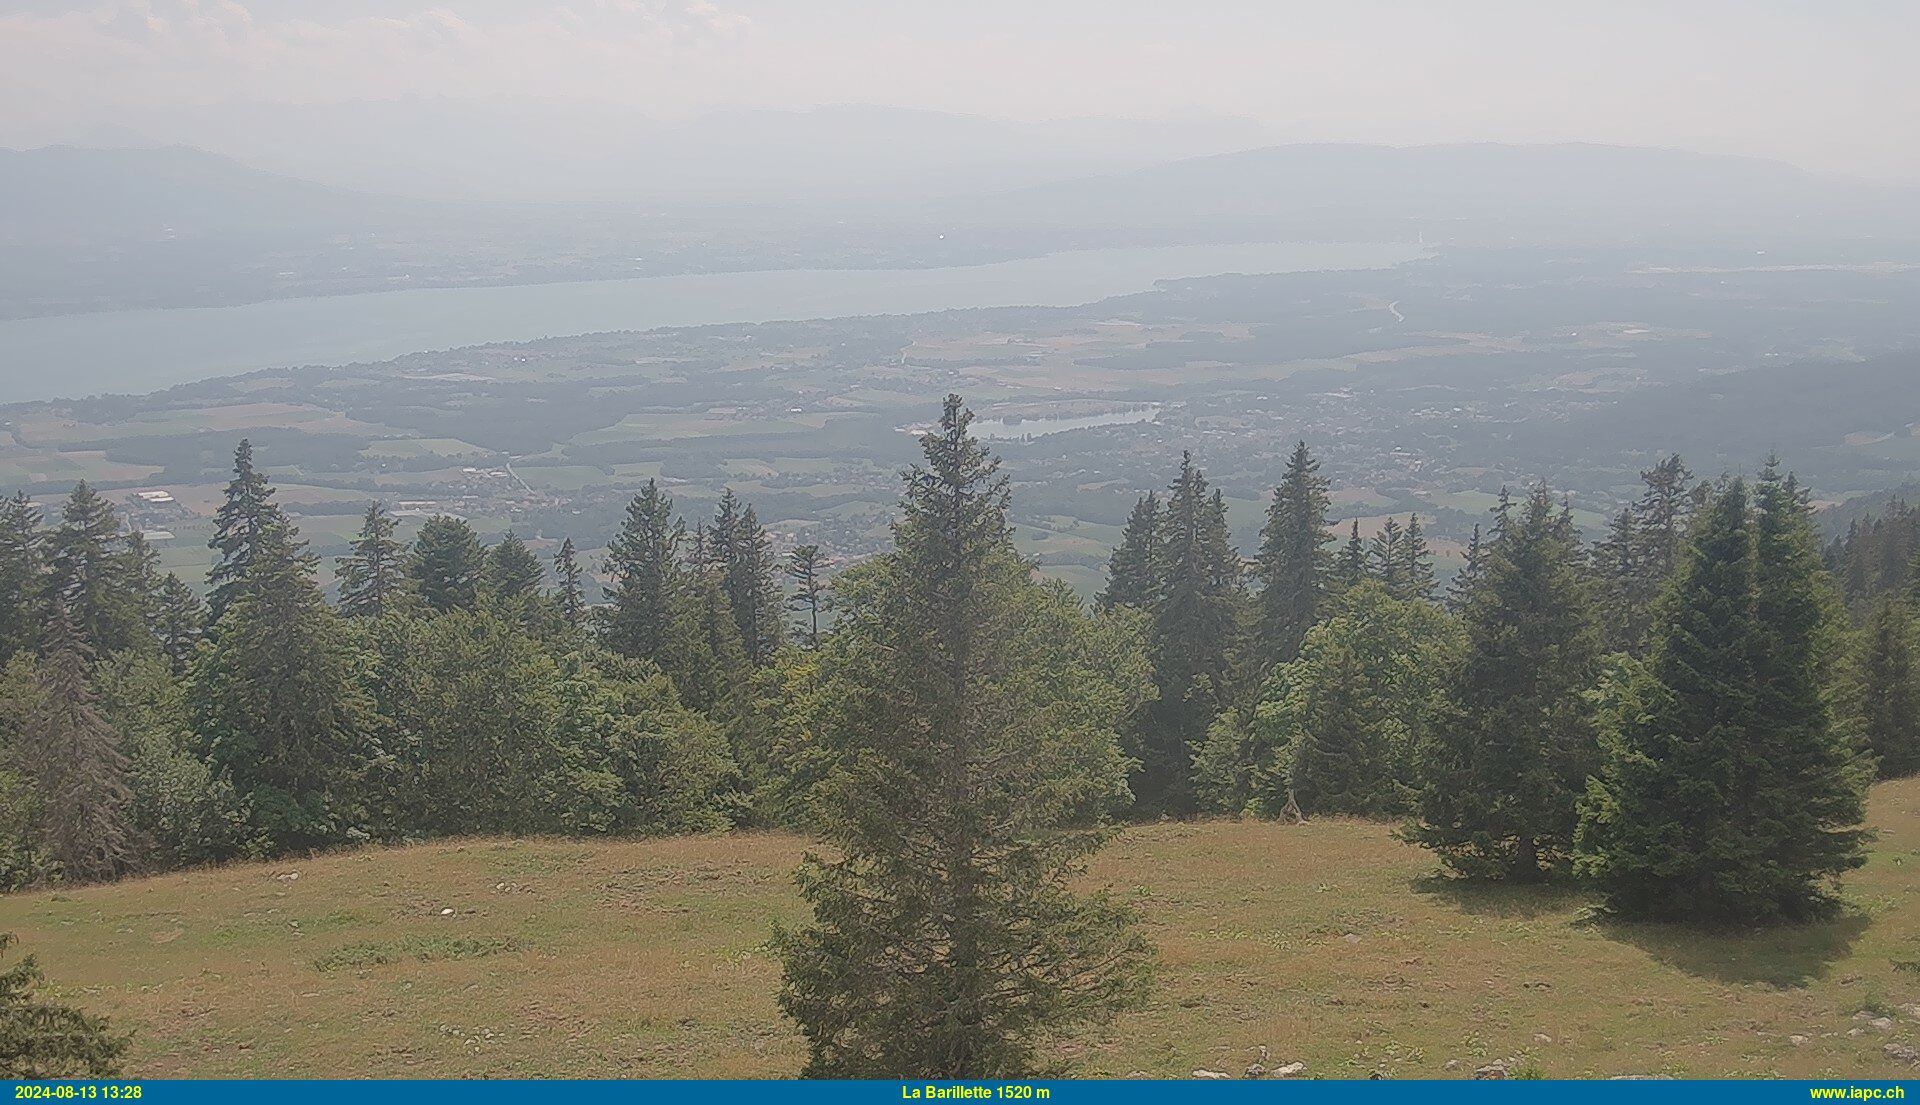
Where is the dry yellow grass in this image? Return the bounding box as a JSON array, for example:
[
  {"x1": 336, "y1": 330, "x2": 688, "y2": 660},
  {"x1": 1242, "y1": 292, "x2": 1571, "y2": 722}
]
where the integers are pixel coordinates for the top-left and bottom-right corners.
[{"x1": 6, "y1": 782, "x2": 1920, "y2": 1079}]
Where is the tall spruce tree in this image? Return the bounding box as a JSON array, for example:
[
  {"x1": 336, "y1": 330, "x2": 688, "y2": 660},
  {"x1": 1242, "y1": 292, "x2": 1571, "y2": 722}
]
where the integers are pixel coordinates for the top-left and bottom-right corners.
[
  {"x1": 682, "y1": 559, "x2": 750, "y2": 716},
  {"x1": 151, "y1": 574, "x2": 204, "y2": 673},
  {"x1": 553, "y1": 538, "x2": 587, "y2": 632},
  {"x1": 1098, "y1": 492, "x2": 1162, "y2": 611},
  {"x1": 1335, "y1": 520, "x2": 1368, "y2": 592},
  {"x1": 1252, "y1": 442, "x2": 1334, "y2": 668},
  {"x1": 1395, "y1": 514, "x2": 1436, "y2": 601},
  {"x1": 1577, "y1": 477, "x2": 1870, "y2": 922},
  {"x1": 1369, "y1": 517, "x2": 1405, "y2": 596},
  {"x1": 1131, "y1": 453, "x2": 1244, "y2": 816},
  {"x1": 1596, "y1": 455, "x2": 1696, "y2": 651},
  {"x1": 1845, "y1": 594, "x2": 1920, "y2": 777},
  {"x1": 407, "y1": 515, "x2": 484, "y2": 614},
  {"x1": 487, "y1": 532, "x2": 544, "y2": 600},
  {"x1": 775, "y1": 395, "x2": 1152, "y2": 1077},
  {"x1": 1409, "y1": 486, "x2": 1602, "y2": 880},
  {"x1": 605, "y1": 481, "x2": 689, "y2": 666},
  {"x1": 0, "y1": 493, "x2": 42, "y2": 663},
  {"x1": 1446, "y1": 525, "x2": 1486, "y2": 612},
  {"x1": 335, "y1": 503, "x2": 408, "y2": 618},
  {"x1": 0, "y1": 601, "x2": 135, "y2": 883},
  {"x1": 206, "y1": 440, "x2": 286, "y2": 623},
  {"x1": 42, "y1": 483, "x2": 146, "y2": 655},
  {"x1": 486, "y1": 532, "x2": 551, "y2": 636},
  {"x1": 123, "y1": 530, "x2": 165, "y2": 632},
  {"x1": 785, "y1": 544, "x2": 829, "y2": 649},
  {"x1": 190, "y1": 519, "x2": 371, "y2": 852},
  {"x1": 712, "y1": 493, "x2": 786, "y2": 665}
]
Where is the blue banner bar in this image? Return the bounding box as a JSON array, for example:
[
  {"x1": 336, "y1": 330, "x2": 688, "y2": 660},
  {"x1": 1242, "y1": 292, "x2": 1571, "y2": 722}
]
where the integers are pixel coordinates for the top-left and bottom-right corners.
[{"x1": 6, "y1": 1082, "x2": 1917, "y2": 1104}]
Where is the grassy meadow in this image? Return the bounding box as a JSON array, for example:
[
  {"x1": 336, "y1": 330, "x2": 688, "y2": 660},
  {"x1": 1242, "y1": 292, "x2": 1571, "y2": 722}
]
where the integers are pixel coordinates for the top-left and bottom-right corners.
[{"x1": 6, "y1": 782, "x2": 1920, "y2": 1079}]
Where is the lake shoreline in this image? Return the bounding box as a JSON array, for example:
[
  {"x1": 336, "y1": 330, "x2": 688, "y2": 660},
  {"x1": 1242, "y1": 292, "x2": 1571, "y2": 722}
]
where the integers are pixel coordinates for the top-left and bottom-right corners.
[{"x1": 0, "y1": 241, "x2": 1424, "y2": 404}]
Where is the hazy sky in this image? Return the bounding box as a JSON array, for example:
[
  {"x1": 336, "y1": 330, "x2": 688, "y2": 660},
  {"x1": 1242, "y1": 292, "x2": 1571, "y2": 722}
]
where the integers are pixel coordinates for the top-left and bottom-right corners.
[{"x1": 5, "y1": 0, "x2": 1918, "y2": 181}]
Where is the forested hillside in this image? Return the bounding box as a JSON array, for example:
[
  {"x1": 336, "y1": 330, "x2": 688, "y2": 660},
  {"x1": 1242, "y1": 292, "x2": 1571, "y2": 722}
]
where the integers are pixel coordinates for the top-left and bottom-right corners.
[{"x1": 2, "y1": 396, "x2": 1915, "y2": 1077}]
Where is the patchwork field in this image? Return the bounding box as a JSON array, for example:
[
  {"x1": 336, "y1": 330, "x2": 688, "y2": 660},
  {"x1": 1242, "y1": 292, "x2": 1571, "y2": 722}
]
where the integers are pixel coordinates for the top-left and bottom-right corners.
[{"x1": 6, "y1": 783, "x2": 1920, "y2": 1079}]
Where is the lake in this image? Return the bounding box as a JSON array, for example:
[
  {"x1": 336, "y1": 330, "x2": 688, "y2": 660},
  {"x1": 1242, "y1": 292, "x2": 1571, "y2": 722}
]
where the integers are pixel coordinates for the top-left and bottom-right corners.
[
  {"x1": 0, "y1": 241, "x2": 1422, "y2": 403},
  {"x1": 971, "y1": 406, "x2": 1161, "y2": 439}
]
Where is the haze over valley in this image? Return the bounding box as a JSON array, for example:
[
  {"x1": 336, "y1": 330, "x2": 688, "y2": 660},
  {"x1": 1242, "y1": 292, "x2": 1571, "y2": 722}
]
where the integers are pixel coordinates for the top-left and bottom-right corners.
[{"x1": 7, "y1": 0, "x2": 1920, "y2": 1085}]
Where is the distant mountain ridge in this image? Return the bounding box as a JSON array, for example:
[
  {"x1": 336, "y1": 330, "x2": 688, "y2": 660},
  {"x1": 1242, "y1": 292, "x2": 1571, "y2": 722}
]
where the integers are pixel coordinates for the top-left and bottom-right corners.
[
  {"x1": 48, "y1": 101, "x2": 1283, "y2": 206},
  {"x1": 0, "y1": 144, "x2": 441, "y2": 244},
  {"x1": 946, "y1": 142, "x2": 1920, "y2": 244},
  {"x1": 7, "y1": 139, "x2": 1919, "y2": 318}
]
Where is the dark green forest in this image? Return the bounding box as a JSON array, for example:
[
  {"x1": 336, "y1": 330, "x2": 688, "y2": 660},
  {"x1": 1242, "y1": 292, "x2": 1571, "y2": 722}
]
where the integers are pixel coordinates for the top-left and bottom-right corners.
[{"x1": 1, "y1": 396, "x2": 1912, "y2": 1076}]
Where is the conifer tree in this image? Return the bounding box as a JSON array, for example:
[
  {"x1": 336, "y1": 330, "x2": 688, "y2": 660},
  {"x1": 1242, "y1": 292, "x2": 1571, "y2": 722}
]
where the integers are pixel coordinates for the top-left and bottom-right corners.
[
  {"x1": 1446, "y1": 524, "x2": 1485, "y2": 612},
  {"x1": 1275, "y1": 638, "x2": 1380, "y2": 812},
  {"x1": 94, "y1": 649, "x2": 253, "y2": 870},
  {"x1": 1835, "y1": 519, "x2": 1871, "y2": 606},
  {"x1": 685, "y1": 562, "x2": 751, "y2": 714},
  {"x1": 712, "y1": 493, "x2": 786, "y2": 665},
  {"x1": 1844, "y1": 594, "x2": 1920, "y2": 778},
  {"x1": 0, "y1": 493, "x2": 43, "y2": 663},
  {"x1": 785, "y1": 544, "x2": 829, "y2": 649},
  {"x1": 42, "y1": 482, "x2": 146, "y2": 655},
  {"x1": 605, "y1": 481, "x2": 690, "y2": 666},
  {"x1": 1369, "y1": 517, "x2": 1405, "y2": 595},
  {"x1": 0, "y1": 933, "x2": 129, "y2": 1077},
  {"x1": 151, "y1": 574, "x2": 204, "y2": 673},
  {"x1": 1596, "y1": 455, "x2": 1696, "y2": 651},
  {"x1": 1577, "y1": 476, "x2": 1870, "y2": 922},
  {"x1": 123, "y1": 530, "x2": 164, "y2": 630},
  {"x1": 335, "y1": 503, "x2": 408, "y2": 618},
  {"x1": 1638, "y1": 455, "x2": 1696, "y2": 578},
  {"x1": 1252, "y1": 442, "x2": 1334, "y2": 668},
  {"x1": 1098, "y1": 492, "x2": 1162, "y2": 611},
  {"x1": 1131, "y1": 453, "x2": 1243, "y2": 816},
  {"x1": 1252, "y1": 583, "x2": 1458, "y2": 818},
  {"x1": 407, "y1": 515, "x2": 484, "y2": 614},
  {"x1": 553, "y1": 538, "x2": 587, "y2": 631},
  {"x1": 190, "y1": 520, "x2": 370, "y2": 851},
  {"x1": 1335, "y1": 520, "x2": 1368, "y2": 592},
  {"x1": 484, "y1": 531, "x2": 545, "y2": 604},
  {"x1": 776, "y1": 395, "x2": 1152, "y2": 1077},
  {"x1": 1409, "y1": 485, "x2": 1602, "y2": 880},
  {"x1": 1594, "y1": 503, "x2": 1638, "y2": 614},
  {"x1": 1395, "y1": 514, "x2": 1436, "y2": 601},
  {"x1": 0, "y1": 601, "x2": 135, "y2": 883},
  {"x1": 206, "y1": 440, "x2": 287, "y2": 623},
  {"x1": 707, "y1": 489, "x2": 742, "y2": 564}
]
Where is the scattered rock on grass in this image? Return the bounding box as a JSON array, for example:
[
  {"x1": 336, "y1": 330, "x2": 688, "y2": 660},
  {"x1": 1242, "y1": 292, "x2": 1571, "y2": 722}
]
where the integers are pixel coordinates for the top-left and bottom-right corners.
[
  {"x1": 1474, "y1": 1061, "x2": 1508, "y2": 1080},
  {"x1": 1193, "y1": 1070, "x2": 1231, "y2": 1080}
]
